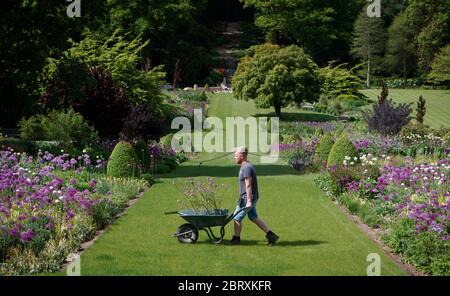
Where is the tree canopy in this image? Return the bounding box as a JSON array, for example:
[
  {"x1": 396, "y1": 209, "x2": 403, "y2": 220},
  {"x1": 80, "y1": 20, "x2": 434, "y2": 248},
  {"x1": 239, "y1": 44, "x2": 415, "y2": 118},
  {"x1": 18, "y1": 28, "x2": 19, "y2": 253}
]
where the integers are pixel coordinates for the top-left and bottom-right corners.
[{"x1": 232, "y1": 44, "x2": 321, "y2": 117}]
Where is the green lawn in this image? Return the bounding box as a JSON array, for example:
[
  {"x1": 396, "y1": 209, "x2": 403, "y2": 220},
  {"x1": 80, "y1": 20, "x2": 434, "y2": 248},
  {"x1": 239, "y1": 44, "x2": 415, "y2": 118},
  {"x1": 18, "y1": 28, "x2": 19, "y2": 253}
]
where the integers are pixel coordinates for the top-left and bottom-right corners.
[
  {"x1": 76, "y1": 93, "x2": 405, "y2": 276},
  {"x1": 360, "y1": 89, "x2": 450, "y2": 129}
]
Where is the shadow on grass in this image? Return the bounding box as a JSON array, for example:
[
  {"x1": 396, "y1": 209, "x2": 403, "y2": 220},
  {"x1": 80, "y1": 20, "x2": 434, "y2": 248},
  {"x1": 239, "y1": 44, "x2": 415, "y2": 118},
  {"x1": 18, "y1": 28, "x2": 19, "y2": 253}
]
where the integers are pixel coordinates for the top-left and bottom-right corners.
[
  {"x1": 158, "y1": 164, "x2": 298, "y2": 178},
  {"x1": 196, "y1": 240, "x2": 327, "y2": 247},
  {"x1": 253, "y1": 112, "x2": 336, "y2": 122}
]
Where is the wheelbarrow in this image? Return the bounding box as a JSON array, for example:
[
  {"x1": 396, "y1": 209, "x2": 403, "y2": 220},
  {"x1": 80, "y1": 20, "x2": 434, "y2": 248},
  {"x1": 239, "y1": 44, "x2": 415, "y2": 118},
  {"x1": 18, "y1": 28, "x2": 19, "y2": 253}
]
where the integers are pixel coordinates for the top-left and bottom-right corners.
[{"x1": 173, "y1": 207, "x2": 248, "y2": 244}]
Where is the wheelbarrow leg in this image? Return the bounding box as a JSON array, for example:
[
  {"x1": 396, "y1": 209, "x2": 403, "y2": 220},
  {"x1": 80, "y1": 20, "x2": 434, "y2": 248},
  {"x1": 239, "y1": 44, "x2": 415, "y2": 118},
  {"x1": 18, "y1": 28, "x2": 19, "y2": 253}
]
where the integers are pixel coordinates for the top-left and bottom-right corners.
[{"x1": 200, "y1": 227, "x2": 224, "y2": 244}]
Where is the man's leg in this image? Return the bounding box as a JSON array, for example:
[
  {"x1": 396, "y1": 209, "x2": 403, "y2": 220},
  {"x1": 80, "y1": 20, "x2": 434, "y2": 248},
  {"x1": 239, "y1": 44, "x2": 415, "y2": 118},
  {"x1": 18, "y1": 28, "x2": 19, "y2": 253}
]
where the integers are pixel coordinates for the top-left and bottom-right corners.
[
  {"x1": 250, "y1": 218, "x2": 269, "y2": 233},
  {"x1": 234, "y1": 220, "x2": 242, "y2": 237}
]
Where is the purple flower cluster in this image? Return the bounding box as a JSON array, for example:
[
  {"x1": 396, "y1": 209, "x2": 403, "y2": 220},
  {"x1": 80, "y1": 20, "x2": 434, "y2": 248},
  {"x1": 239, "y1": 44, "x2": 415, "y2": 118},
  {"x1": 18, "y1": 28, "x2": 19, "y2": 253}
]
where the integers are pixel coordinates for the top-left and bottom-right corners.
[
  {"x1": 36, "y1": 150, "x2": 106, "y2": 171},
  {"x1": 0, "y1": 149, "x2": 107, "y2": 247},
  {"x1": 273, "y1": 138, "x2": 320, "y2": 171},
  {"x1": 345, "y1": 155, "x2": 450, "y2": 240}
]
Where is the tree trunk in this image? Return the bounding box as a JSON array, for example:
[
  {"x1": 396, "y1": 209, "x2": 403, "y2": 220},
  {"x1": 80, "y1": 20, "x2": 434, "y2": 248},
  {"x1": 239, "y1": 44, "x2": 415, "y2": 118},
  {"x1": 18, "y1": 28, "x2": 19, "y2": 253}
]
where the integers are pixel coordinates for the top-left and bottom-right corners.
[
  {"x1": 274, "y1": 102, "x2": 282, "y2": 118},
  {"x1": 403, "y1": 55, "x2": 407, "y2": 85},
  {"x1": 367, "y1": 57, "x2": 371, "y2": 88}
]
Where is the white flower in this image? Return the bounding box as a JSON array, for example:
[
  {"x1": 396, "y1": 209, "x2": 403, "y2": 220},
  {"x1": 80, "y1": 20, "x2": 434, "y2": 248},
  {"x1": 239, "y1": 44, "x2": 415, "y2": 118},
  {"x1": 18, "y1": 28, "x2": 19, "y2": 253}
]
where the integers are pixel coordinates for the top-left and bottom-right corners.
[
  {"x1": 382, "y1": 154, "x2": 386, "y2": 158},
  {"x1": 61, "y1": 149, "x2": 64, "y2": 153},
  {"x1": 343, "y1": 160, "x2": 347, "y2": 165},
  {"x1": 353, "y1": 157, "x2": 358, "y2": 161},
  {"x1": 424, "y1": 176, "x2": 428, "y2": 180},
  {"x1": 83, "y1": 149, "x2": 87, "y2": 153},
  {"x1": 54, "y1": 200, "x2": 60, "y2": 204},
  {"x1": 369, "y1": 161, "x2": 374, "y2": 165},
  {"x1": 26, "y1": 178, "x2": 31, "y2": 182},
  {"x1": 372, "y1": 157, "x2": 377, "y2": 161},
  {"x1": 401, "y1": 183, "x2": 405, "y2": 187},
  {"x1": 49, "y1": 186, "x2": 54, "y2": 190},
  {"x1": 389, "y1": 177, "x2": 393, "y2": 181},
  {"x1": 350, "y1": 162, "x2": 355, "y2": 165},
  {"x1": 59, "y1": 196, "x2": 64, "y2": 200},
  {"x1": 57, "y1": 190, "x2": 61, "y2": 194}
]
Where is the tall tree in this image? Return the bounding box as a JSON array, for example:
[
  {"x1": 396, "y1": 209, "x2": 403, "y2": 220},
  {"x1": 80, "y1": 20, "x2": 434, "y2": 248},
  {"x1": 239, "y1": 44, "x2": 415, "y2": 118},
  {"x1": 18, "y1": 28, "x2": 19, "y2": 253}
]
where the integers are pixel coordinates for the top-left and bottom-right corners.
[
  {"x1": 428, "y1": 44, "x2": 450, "y2": 87},
  {"x1": 351, "y1": 8, "x2": 387, "y2": 88},
  {"x1": 416, "y1": 95, "x2": 426, "y2": 124},
  {"x1": 241, "y1": 0, "x2": 364, "y2": 65},
  {"x1": 385, "y1": 12, "x2": 417, "y2": 82},
  {"x1": 232, "y1": 44, "x2": 321, "y2": 117},
  {"x1": 404, "y1": 0, "x2": 450, "y2": 74}
]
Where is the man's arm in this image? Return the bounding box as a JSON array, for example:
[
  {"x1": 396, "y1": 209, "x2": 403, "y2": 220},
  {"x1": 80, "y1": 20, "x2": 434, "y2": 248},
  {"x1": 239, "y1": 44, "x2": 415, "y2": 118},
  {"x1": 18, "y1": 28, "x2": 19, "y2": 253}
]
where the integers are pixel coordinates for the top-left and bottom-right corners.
[{"x1": 245, "y1": 176, "x2": 252, "y2": 208}]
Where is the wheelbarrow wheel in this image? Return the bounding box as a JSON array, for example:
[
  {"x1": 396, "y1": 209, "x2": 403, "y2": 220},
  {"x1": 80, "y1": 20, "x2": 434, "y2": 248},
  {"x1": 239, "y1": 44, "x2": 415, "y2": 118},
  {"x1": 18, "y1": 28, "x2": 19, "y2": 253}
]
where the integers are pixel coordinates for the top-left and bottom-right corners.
[{"x1": 176, "y1": 223, "x2": 199, "y2": 244}]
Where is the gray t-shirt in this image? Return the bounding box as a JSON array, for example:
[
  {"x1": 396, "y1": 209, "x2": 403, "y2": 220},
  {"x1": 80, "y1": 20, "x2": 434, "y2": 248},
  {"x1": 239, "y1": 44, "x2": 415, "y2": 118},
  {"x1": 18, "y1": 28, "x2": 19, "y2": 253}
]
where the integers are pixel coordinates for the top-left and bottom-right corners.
[{"x1": 239, "y1": 162, "x2": 259, "y2": 201}]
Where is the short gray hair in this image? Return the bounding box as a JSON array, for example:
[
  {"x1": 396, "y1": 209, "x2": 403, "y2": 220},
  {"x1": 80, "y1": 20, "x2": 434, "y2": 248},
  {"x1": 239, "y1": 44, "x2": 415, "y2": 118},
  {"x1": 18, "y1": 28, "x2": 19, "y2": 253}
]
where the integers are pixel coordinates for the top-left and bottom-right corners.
[{"x1": 235, "y1": 146, "x2": 248, "y2": 156}]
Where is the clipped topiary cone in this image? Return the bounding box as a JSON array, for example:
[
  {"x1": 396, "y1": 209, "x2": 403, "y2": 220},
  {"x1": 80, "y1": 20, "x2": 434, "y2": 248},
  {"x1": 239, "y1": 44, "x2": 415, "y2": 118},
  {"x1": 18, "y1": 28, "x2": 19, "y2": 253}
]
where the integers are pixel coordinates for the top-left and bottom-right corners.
[
  {"x1": 107, "y1": 141, "x2": 140, "y2": 178},
  {"x1": 327, "y1": 134, "x2": 358, "y2": 168},
  {"x1": 314, "y1": 133, "x2": 334, "y2": 165}
]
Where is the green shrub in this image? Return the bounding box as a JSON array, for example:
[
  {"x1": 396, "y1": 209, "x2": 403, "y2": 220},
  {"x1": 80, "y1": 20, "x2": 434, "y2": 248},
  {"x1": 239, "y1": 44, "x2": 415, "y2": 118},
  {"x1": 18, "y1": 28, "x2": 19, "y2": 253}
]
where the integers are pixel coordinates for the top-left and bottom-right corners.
[
  {"x1": 107, "y1": 141, "x2": 140, "y2": 178},
  {"x1": 134, "y1": 141, "x2": 151, "y2": 172},
  {"x1": 327, "y1": 135, "x2": 358, "y2": 167},
  {"x1": 314, "y1": 133, "x2": 334, "y2": 165},
  {"x1": 19, "y1": 116, "x2": 45, "y2": 140},
  {"x1": 19, "y1": 109, "x2": 99, "y2": 149},
  {"x1": 282, "y1": 134, "x2": 301, "y2": 144}
]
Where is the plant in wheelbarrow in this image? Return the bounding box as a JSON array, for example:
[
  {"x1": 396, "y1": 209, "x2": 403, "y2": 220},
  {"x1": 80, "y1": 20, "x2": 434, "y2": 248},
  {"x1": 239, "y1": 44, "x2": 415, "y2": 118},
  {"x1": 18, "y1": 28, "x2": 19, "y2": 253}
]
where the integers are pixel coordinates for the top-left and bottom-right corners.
[{"x1": 173, "y1": 177, "x2": 239, "y2": 244}]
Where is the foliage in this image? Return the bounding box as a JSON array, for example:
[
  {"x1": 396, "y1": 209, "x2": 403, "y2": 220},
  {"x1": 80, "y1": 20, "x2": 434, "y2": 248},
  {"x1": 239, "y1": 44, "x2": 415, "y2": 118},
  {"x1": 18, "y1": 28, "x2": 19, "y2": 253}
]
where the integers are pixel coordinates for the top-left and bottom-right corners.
[
  {"x1": 428, "y1": 44, "x2": 450, "y2": 87},
  {"x1": 241, "y1": 0, "x2": 363, "y2": 64},
  {"x1": 41, "y1": 63, "x2": 129, "y2": 138},
  {"x1": 314, "y1": 133, "x2": 335, "y2": 166},
  {"x1": 416, "y1": 95, "x2": 426, "y2": 124},
  {"x1": 385, "y1": 12, "x2": 417, "y2": 80},
  {"x1": 233, "y1": 44, "x2": 321, "y2": 117},
  {"x1": 404, "y1": 0, "x2": 450, "y2": 74},
  {"x1": 120, "y1": 103, "x2": 166, "y2": 141},
  {"x1": 107, "y1": 141, "x2": 140, "y2": 178},
  {"x1": 327, "y1": 135, "x2": 358, "y2": 168},
  {"x1": 351, "y1": 8, "x2": 387, "y2": 87},
  {"x1": 19, "y1": 109, "x2": 99, "y2": 149},
  {"x1": 318, "y1": 63, "x2": 365, "y2": 101},
  {"x1": 134, "y1": 141, "x2": 151, "y2": 173},
  {"x1": 364, "y1": 99, "x2": 413, "y2": 136}
]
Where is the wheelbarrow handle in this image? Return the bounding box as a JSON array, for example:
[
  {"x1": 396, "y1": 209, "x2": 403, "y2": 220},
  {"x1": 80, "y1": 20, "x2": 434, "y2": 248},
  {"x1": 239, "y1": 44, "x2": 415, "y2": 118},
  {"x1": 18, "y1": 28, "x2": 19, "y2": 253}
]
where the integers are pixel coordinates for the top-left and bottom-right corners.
[{"x1": 224, "y1": 206, "x2": 251, "y2": 225}]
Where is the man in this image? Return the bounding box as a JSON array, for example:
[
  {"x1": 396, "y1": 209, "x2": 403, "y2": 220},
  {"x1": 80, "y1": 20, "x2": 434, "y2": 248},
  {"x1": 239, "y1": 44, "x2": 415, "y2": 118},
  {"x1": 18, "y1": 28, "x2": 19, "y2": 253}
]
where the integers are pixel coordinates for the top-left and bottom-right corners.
[{"x1": 231, "y1": 146, "x2": 279, "y2": 245}]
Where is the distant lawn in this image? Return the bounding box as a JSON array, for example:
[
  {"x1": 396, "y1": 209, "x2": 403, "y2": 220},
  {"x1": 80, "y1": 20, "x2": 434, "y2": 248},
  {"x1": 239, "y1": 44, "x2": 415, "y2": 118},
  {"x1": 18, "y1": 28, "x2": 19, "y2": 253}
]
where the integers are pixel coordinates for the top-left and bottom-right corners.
[{"x1": 360, "y1": 89, "x2": 450, "y2": 129}]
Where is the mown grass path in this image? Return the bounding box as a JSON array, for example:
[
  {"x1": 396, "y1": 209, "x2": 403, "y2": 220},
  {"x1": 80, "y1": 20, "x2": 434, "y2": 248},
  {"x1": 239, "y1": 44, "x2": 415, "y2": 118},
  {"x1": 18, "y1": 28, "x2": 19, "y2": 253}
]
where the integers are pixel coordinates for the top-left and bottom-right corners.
[{"x1": 79, "y1": 94, "x2": 405, "y2": 275}]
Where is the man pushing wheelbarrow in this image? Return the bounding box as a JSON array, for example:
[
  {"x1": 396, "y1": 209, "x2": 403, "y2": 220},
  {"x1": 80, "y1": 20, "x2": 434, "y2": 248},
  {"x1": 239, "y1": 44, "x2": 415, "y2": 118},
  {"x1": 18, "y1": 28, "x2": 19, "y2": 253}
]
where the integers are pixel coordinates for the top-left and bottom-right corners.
[
  {"x1": 230, "y1": 146, "x2": 279, "y2": 246},
  {"x1": 173, "y1": 146, "x2": 279, "y2": 245}
]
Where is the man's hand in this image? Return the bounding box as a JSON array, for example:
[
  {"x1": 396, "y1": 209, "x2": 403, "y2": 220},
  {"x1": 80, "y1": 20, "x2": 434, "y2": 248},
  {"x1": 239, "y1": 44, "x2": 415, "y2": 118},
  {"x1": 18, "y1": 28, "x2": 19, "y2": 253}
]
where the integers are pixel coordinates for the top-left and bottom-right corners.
[{"x1": 245, "y1": 200, "x2": 252, "y2": 209}]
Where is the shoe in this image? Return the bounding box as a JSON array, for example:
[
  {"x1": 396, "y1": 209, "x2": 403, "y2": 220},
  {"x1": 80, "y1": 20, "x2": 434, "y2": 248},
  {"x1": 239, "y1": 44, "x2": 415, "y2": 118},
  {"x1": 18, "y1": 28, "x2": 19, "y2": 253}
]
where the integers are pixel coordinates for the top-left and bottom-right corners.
[
  {"x1": 230, "y1": 236, "x2": 241, "y2": 245},
  {"x1": 266, "y1": 232, "x2": 279, "y2": 245}
]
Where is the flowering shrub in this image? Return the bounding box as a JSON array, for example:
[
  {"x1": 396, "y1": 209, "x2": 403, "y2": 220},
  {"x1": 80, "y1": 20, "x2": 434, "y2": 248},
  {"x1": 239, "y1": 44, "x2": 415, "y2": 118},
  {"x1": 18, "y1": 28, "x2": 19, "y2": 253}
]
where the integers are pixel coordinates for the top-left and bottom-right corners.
[{"x1": 274, "y1": 138, "x2": 319, "y2": 172}]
